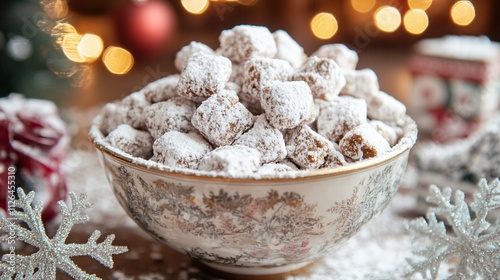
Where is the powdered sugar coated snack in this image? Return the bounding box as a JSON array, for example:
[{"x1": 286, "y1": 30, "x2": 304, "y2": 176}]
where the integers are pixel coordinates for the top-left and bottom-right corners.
[
  {"x1": 317, "y1": 96, "x2": 368, "y2": 142},
  {"x1": 292, "y1": 56, "x2": 346, "y2": 101},
  {"x1": 341, "y1": 68, "x2": 379, "y2": 100},
  {"x1": 106, "y1": 124, "x2": 153, "y2": 159},
  {"x1": 233, "y1": 114, "x2": 287, "y2": 164},
  {"x1": 176, "y1": 52, "x2": 232, "y2": 102},
  {"x1": 143, "y1": 74, "x2": 179, "y2": 103},
  {"x1": 241, "y1": 57, "x2": 294, "y2": 111},
  {"x1": 339, "y1": 123, "x2": 391, "y2": 160},
  {"x1": 285, "y1": 125, "x2": 333, "y2": 169},
  {"x1": 191, "y1": 90, "x2": 254, "y2": 147},
  {"x1": 198, "y1": 145, "x2": 261, "y2": 176},
  {"x1": 273, "y1": 30, "x2": 307, "y2": 69},
  {"x1": 219, "y1": 25, "x2": 277, "y2": 62},
  {"x1": 93, "y1": 24, "x2": 411, "y2": 178},
  {"x1": 311, "y1": 43, "x2": 359, "y2": 70},
  {"x1": 152, "y1": 131, "x2": 212, "y2": 169},
  {"x1": 174, "y1": 41, "x2": 215, "y2": 72},
  {"x1": 261, "y1": 81, "x2": 316, "y2": 130},
  {"x1": 144, "y1": 97, "x2": 196, "y2": 139}
]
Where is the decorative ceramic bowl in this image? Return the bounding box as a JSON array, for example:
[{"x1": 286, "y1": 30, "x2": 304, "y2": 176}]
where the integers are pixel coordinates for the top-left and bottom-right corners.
[{"x1": 89, "y1": 114, "x2": 417, "y2": 277}]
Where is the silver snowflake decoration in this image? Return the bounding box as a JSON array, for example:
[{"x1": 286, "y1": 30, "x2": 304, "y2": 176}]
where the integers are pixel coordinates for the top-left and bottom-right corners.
[
  {"x1": 406, "y1": 178, "x2": 500, "y2": 280},
  {"x1": 0, "y1": 188, "x2": 128, "y2": 279}
]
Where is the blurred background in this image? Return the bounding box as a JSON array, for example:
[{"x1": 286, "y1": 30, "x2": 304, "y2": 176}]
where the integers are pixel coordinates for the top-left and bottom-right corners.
[{"x1": 0, "y1": 0, "x2": 499, "y2": 108}]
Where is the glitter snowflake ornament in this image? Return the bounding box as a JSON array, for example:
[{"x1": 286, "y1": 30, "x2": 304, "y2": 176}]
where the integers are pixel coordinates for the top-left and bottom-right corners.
[
  {"x1": 0, "y1": 188, "x2": 128, "y2": 279},
  {"x1": 406, "y1": 178, "x2": 500, "y2": 280}
]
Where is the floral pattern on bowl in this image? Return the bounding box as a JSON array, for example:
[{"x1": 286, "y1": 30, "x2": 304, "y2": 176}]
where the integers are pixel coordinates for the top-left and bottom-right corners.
[{"x1": 99, "y1": 152, "x2": 406, "y2": 267}]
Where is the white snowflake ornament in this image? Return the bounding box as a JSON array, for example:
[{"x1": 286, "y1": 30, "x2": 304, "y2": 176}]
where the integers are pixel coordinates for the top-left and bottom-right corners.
[
  {"x1": 0, "y1": 188, "x2": 128, "y2": 279},
  {"x1": 405, "y1": 178, "x2": 500, "y2": 280}
]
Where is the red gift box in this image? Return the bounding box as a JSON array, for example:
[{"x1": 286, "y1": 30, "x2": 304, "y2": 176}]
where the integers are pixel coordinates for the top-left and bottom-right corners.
[{"x1": 408, "y1": 36, "x2": 500, "y2": 143}]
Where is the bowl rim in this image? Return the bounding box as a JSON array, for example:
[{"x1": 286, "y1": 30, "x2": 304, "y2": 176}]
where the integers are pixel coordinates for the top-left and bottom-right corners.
[{"x1": 89, "y1": 114, "x2": 418, "y2": 182}]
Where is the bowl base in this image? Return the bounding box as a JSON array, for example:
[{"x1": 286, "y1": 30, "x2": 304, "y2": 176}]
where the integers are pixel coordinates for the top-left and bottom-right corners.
[{"x1": 199, "y1": 260, "x2": 315, "y2": 279}]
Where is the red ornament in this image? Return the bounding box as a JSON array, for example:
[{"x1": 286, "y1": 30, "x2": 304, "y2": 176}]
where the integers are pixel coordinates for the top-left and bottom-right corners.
[
  {"x1": 114, "y1": 0, "x2": 177, "y2": 57},
  {"x1": 0, "y1": 94, "x2": 68, "y2": 223}
]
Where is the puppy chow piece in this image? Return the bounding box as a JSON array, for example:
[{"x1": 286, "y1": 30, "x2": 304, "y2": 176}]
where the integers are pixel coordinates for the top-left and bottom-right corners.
[
  {"x1": 191, "y1": 90, "x2": 254, "y2": 147},
  {"x1": 144, "y1": 97, "x2": 196, "y2": 139},
  {"x1": 198, "y1": 145, "x2": 261, "y2": 176},
  {"x1": 311, "y1": 44, "x2": 359, "y2": 70},
  {"x1": 241, "y1": 57, "x2": 294, "y2": 109},
  {"x1": 273, "y1": 30, "x2": 306, "y2": 68},
  {"x1": 367, "y1": 91, "x2": 407, "y2": 126},
  {"x1": 292, "y1": 56, "x2": 346, "y2": 101},
  {"x1": 341, "y1": 69, "x2": 379, "y2": 100},
  {"x1": 176, "y1": 52, "x2": 232, "y2": 102},
  {"x1": 219, "y1": 25, "x2": 277, "y2": 63},
  {"x1": 369, "y1": 120, "x2": 402, "y2": 147},
  {"x1": 233, "y1": 114, "x2": 287, "y2": 164},
  {"x1": 174, "y1": 41, "x2": 215, "y2": 72},
  {"x1": 261, "y1": 81, "x2": 316, "y2": 130},
  {"x1": 321, "y1": 149, "x2": 348, "y2": 169},
  {"x1": 121, "y1": 91, "x2": 151, "y2": 130},
  {"x1": 339, "y1": 124, "x2": 391, "y2": 161},
  {"x1": 151, "y1": 131, "x2": 212, "y2": 169},
  {"x1": 257, "y1": 163, "x2": 294, "y2": 176},
  {"x1": 99, "y1": 102, "x2": 127, "y2": 135},
  {"x1": 106, "y1": 124, "x2": 153, "y2": 159},
  {"x1": 317, "y1": 96, "x2": 368, "y2": 142},
  {"x1": 142, "y1": 74, "x2": 179, "y2": 103},
  {"x1": 285, "y1": 125, "x2": 333, "y2": 169}
]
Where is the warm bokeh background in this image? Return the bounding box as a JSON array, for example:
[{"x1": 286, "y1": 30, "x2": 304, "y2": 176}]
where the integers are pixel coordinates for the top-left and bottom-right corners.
[{"x1": 1, "y1": 0, "x2": 499, "y2": 108}]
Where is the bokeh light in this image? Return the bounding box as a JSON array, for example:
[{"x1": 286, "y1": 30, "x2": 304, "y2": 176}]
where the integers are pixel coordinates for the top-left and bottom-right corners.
[
  {"x1": 404, "y1": 9, "x2": 429, "y2": 34},
  {"x1": 102, "y1": 46, "x2": 134, "y2": 75},
  {"x1": 77, "y1": 34, "x2": 104, "y2": 62},
  {"x1": 374, "y1": 6, "x2": 402, "y2": 32},
  {"x1": 351, "y1": 0, "x2": 376, "y2": 13},
  {"x1": 52, "y1": 23, "x2": 77, "y2": 48},
  {"x1": 62, "y1": 33, "x2": 85, "y2": 63},
  {"x1": 6, "y1": 36, "x2": 33, "y2": 61},
  {"x1": 408, "y1": 0, "x2": 432, "y2": 11},
  {"x1": 451, "y1": 1, "x2": 475, "y2": 26},
  {"x1": 181, "y1": 0, "x2": 209, "y2": 14},
  {"x1": 311, "y1": 12, "x2": 338, "y2": 40}
]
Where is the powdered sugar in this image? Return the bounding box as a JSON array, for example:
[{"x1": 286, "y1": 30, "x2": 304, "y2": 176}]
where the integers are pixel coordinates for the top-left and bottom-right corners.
[
  {"x1": 151, "y1": 131, "x2": 212, "y2": 169},
  {"x1": 241, "y1": 57, "x2": 294, "y2": 109},
  {"x1": 293, "y1": 56, "x2": 346, "y2": 101},
  {"x1": 142, "y1": 74, "x2": 179, "y2": 103},
  {"x1": 219, "y1": 25, "x2": 277, "y2": 62},
  {"x1": 311, "y1": 43, "x2": 359, "y2": 70},
  {"x1": 174, "y1": 41, "x2": 215, "y2": 72},
  {"x1": 176, "y1": 52, "x2": 232, "y2": 102},
  {"x1": 106, "y1": 124, "x2": 153, "y2": 159},
  {"x1": 233, "y1": 114, "x2": 286, "y2": 163},
  {"x1": 273, "y1": 30, "x2": 306, "y2": 69},
  {"x1": 144, "y1": 97, "x2": 196, "y2": 139},
  {"x1": 317, "y1": 96, "x2": 368, "y2": 143},
  {"x1": 261, "y1": 81, "x2": 316, "y2": 130},
  {"x1": 191, "y1": 90, "x2": 254, "y2": 147},
  {"x1": 198, "y1": 145, "x2": 261, "y2": 176}
]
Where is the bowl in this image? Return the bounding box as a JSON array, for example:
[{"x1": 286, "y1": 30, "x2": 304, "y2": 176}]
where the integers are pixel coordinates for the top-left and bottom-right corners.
[{"x1": 89, "y1": 114, "x2": 417, "y2": 277}]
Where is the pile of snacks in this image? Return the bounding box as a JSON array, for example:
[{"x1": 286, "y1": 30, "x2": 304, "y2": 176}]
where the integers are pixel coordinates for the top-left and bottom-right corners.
[{"x1": 98, "y1": 25, "x2": 407, "y2": 176}]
